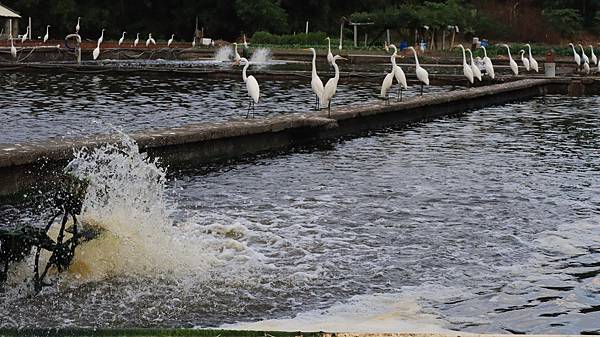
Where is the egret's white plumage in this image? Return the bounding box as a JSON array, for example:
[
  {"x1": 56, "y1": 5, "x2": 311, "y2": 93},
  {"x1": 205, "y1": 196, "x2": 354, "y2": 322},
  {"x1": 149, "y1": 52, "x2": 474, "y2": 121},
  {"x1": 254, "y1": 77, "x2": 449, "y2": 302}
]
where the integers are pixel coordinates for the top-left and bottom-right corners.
[
  {"x1": 233, "y1": 42, "x2": 241, "y2": 62},
  {"x1": 238, "y1": 58, "x2": 260, "y2": 118},
  {"x1": 480, "y1": 46, "x2": 495, "y2": 79},
  {"x1": 590, "y1": 45, "x2": 598, "y2": 65},
  {"x1": 526, "y1": 44, "x2": 539, "y2": 72},
  {"x1": 192, "y1": 38, "x2": 196, "y2": 48},
  {"x1": 93, "y1": 42, "x2": 100, "y2": 60},
  {"x1": 458, "y1": 44, "x2": 474, "y2": 84},
  {"x1": 43, "y1": 25, "x2": 50, "y2": 43},
  {"x1": 380, "y1": 70, "x2": 395, "y2": 101},
  {"x1": 168, "y1": 34, "x2": 174, "y2": 47},
  {"x1": 584, "y1": 61, "x2": 591, "y2": 74},
  {"x1": 134, "y1": 33, "x2": 140, "y2": 47},
  {"x1": 10, "y1": 37, "x2": 17, "y2": 59},
  {"x1": 323, "y1": 55, "x2": 347, "y2": 115},
  {"x1": 21, "y1": 26, "x2": 28, "y2": 44},
  {"x1": 97, "y1": 29, "x2": 105, "y2": 45},
  {"x1": 326, "y1": 37, "x2": 334, "y2": 66},
  {"x1": 118, "y1": 31, "x2": 126, "y2": 46},
  {"x1": 520, "y1": 50, "x2": 531, "y2": 71},
  {"x1": 503, "y1": 44, "x2": 519, "y2": 76},
  {"x1": 579, "y1": 44, "x2": 590, "y2": 65},
  {"x1": 306, "y1": 48, "x2": 324, "y2": 110},
  {"x1": 467, "y1": 49, "x2": 482, "y2": 81},
  {"x1": 243, "y1": 34, "x2": 249, "y2": 49},
  {"x1": 146, "y1": 33, "x2": 156, "y2": 47},
  {"x1": 569, "y1": 43, "x2": 581, "y2": 66},
  {"x1": 408, "y1": 46, "x2": 429, "y2": 95},
  {"x1": 75, "y1": 17, "x2": 81, "y2": 33},
  {"x1": 389, "y1": 45, "x2": 408, "y2": 91}
]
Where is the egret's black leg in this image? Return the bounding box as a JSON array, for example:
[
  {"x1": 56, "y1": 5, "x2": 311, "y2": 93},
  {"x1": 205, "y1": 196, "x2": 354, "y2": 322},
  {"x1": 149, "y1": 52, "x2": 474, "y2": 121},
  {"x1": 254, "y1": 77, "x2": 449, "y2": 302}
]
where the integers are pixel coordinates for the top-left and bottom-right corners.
[
  {"x1": 252, "y1": 101, "x2": 255, "y2": 118},
  {"x1": 246, "y1": 99, "x2": 251, "y2": 119},
  {"x1": 420, "y1": 84, "x2": 424, "y2": 96},
  {"x1": 328, "y1": 100, "x2": 332, "y2": 117}
]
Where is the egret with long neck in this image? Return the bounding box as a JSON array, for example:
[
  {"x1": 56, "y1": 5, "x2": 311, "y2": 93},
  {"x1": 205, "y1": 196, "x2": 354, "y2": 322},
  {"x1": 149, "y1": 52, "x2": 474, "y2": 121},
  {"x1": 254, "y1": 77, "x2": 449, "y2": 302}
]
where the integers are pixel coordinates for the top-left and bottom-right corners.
[
  {"x1": 520, "y1": 50, "x2": 530, "y2": 71},
  {"x1": 237, "y1": 58, "x2": 260, "y2": 118},
  {"x1": 480, "y1": 46, "x2": 495, "y2": 79},
  {"x1": 389, "y1": 44, "x2": 408, "y2": 101},
  {"x1": 408, "y1": 46, "x2": 429, "y2": 95},
  {"x1": 326, "y1": 37, "x2": 334, "y2": 66},
  {"x1": 306, "y1": 48, "x2": 324, "y2": 110},
  {"x1": 118, "y1": 32, "x2": 126, "y2": 46},
  {"x1": 43, "y1": 25, "x2": 50, "y2": 43},
  {"x1": 502, "y1": 44, "x2": 519, "y2": 76},
  {"x1": 458, "y1": 44, "x2": 474, "y2": 84},
  {"x1": 323, "y1": 55, "x2": 347, "y2": 116},
  {"x1": 526, "y1": 44, "x2": 539, "y2": 72},
  {"x1": 467, "y1": 49, "x2": 482, "y2": 81}
]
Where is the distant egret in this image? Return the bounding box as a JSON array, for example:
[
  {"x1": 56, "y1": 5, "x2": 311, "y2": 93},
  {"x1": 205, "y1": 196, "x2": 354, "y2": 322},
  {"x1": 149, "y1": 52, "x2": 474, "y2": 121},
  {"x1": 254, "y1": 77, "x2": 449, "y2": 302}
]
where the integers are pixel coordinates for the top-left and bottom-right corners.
[
  {"x1": 168, "y1": 34, "x2": 174, "y2": 47},
  {"x1": 480, "y1": 46, "x2": 495, "y2": 79},
  {"x1": 579, "y1": 44, "x2": 590, "y2": 65},
  {"x1": 10, "y1": 37, "x2": 17, "y2": 59},
  {"x1": 243, "y1": 34, "x2": 249, "y2": 49},
  {"x1": 134, "y1": 33, "x2": 140, "y2": 47},
  {"x1": 584, "y1": 60, "x2": 591, "y2": 74},
  {"x1": 326, "y1": 37, "x2": 334, "y2": 66},
  {"x1": 233, "y1": 42, "x2": 241, "y2": 62},
  {"x1": 118, "y1": 31, "x2": 126, "y2": 46},
  {"x1": 75, "y1": 17, "x2": 81, "y2": 33},
  {"x1": 192, "y1": 38, "x2": 196, "y2": 48},
  {"x1": 21, "y1": 26, "x2": 29, "y2": 44},
  {"x1": 97, "y1": 29, "x2": 105, "y2": 45},
  {"x1": 458, "y1": 44, "x2": 474, "y2": 84},
  {"x1": 502, "y1": 44, "x2": 519, "y2": 76},
  {"x1": 380, "y1": 67, "x2": 394, "y2": 104},
  {"x1": 323, "y1": 55, "x2": 347, "y2": 116},
  {"x1": 520, "y1": 50, "x2": 531, "y2": 71},
  {"x1": 93, "y1": 42, "x2": 100, "y2": 60},
  {"x1": 408, "y1": 46, "x2": 429, "y2": 95},
  {"x1": 467, "y1": 49, "x2": 482, "y2": 81},
  {"x1": 146, "y1": 33, "x2": 156, "y2": 47},
  {"x1": 43, "y1": 25, "x2": 50, "y2": 43},
  {"x1": 526, "y1": 44, "x2": 539, "y2": 72},
  {"x1": 389, "y1": 44, "x2": 408, "y2": 101},
  {"x1": 305, "y1": 48, "x2": 324, "y2": 110},
  {"x1": 236, "y1": 58, "x2": 260, "y2": 118},
  {"x1": 590, "y1": 45, "x2": 598, "y2": 65},
  {"x1": 569, "y1": 43, "x2": 581, "y2": 67}
]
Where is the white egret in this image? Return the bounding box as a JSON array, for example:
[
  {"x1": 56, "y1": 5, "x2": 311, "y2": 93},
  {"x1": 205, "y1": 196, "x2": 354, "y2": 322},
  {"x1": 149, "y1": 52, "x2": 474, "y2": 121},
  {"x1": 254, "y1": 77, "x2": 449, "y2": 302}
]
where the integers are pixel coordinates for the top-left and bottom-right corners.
[
  {"x1": 192, "y1": 38, "x2": 196, "y2": 48},
  {"x1": 480, "y1": 46, "x2": 495, "y2": 79},
  {"x1": 569, "y1": 43, "x2": 581, "y2": 66},
  {"x1": 97, "y1": 29, "x2": 105, "y2": 45},
  {"x1": 43, "y1": 25, "x2": 50, "y2": 43},
  {"x1": 579, "y1": 44, "x2": 590, "y2": 65},
  {"x1": 146, "y1": 33, "x2": 156, "y2": 47},
  {"x1": 520, "y1": 50, "x2": 531, "y2": 71},
  {"x1": 93, "y1": 41, "x2": 100, "y2": 60},
  {"x1": 323, "y1": 55, "x2": 347, "y2": 116},
  {"x1": 233, "y1": 42, "x2": 241, "y2": 62},
  {"x1": 502, "y1": 44, "x2": 519, "y2": 76},
  {"x1": 467, "y1": 49, "x2": 482, "y2": 81},
  {"x1": 75, "y1": 17, "x2": 81, "y2": 33},
  {"x1": 326, "y1": 37, "x2": 334, "y2": 66},
  {"x1": 118, "y1": 31, "x2": 126, "y2": 46},
  {"x1": 21, "y1": 26, "x2": 29, "y2": 44},
  {"x1": 389, "y1": 44, "x2": 408, "y2": 101},
  {"x1": 525, "y1": 44, "x2": 539, "y2": 72},
  {"x1": 305, "y1": 48, "x2": 324, "y2": 111},
  {"x1": 408, "y1": 46, "x2": 429, "y2": 95},
  {"x1": 243, "y1": 34, "x2": 249, "y2": 49},
  {"x1": 236, "y1": 58, "x2": 260, "y2": 118},
  {"x1": 133, "y1": 33, "x2": 140, "y2": 47},
  {"x1": 380, "y1": 66, "x2": 395, "y2": 104},
  {"x1": 10, "y1": 37, "x2": 17, "y2": 59},
  {"x1": 457, "y1": 44, "x2": 474, "y2": 84},
  {"x1": 583, "y1": 60, "x2": 591, "y2": 74},
  {"x1": 168, "y1": 34, "x2": 175, "y2": 47},
  {"x1": 590, "y1": 45, "x2": 598, "y2": 65}
]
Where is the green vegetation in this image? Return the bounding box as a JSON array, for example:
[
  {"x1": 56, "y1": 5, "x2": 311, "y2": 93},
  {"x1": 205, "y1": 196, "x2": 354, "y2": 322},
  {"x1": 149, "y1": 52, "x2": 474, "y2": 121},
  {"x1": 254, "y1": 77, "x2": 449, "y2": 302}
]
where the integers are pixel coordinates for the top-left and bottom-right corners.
[{"x1": 3, "y1": 0, "x2": 600, "y2": 43}]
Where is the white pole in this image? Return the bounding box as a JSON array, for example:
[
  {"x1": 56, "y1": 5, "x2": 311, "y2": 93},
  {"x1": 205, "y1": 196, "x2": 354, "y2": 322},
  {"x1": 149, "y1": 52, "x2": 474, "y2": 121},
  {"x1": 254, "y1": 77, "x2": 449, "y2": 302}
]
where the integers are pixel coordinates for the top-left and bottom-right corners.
[
  {"x1": 9, "y1": 19, "x2": 12, "y2": 38},
  {"x1": 353, "y1": 25, "x2": 357, "y2": 48},
  {"x1": 305, "y1": 21, "x2": 309, "y2": 34},
  {"x1": 339, "y1": 21, "x2": 344, "y2": 51},
  {"x1": 28, "y1": 17, "x2": 31, "y2": 39},
  {"x1": 386, "y1": 29, "x2": 390, "y2": 45}
]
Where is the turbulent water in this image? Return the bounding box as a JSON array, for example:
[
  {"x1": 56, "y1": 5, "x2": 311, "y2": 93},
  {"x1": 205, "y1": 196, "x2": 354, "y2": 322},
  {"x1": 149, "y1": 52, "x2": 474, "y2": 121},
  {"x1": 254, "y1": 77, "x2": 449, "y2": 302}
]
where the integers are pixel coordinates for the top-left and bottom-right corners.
[
  {"x1": 0, "y1": 71, "x2": 455, "y2": 144},
  {"x1": 1, "y1": 94, "x2": 599, "y2": 334}
]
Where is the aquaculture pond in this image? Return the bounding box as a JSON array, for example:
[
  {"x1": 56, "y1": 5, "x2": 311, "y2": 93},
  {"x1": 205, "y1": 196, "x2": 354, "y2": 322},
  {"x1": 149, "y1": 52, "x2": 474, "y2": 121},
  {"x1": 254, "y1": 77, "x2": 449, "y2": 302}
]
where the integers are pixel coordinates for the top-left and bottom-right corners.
[{"x1": 1, "y1": 94, "x2": 598, "y2": 334}]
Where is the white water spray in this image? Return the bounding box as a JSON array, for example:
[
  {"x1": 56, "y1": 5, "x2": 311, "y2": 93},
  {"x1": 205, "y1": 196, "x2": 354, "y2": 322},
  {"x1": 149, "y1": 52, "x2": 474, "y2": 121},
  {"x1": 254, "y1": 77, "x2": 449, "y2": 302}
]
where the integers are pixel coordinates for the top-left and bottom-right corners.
[
  {"x1": 250, "y1": 48, "x2": 272, "y2": 64},
  {"x1": 214, "y1": 46, "x2": 233, "y2": 62}
]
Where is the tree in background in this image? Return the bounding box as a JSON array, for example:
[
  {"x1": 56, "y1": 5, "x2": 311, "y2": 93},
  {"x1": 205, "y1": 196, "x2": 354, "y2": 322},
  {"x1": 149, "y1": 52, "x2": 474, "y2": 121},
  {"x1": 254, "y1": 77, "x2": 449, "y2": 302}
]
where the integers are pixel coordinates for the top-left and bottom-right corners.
[
  {"x1": 542, "y1": 8, "x2": 583, "y2": 38},
  {"x1": 235, "y1": 0, "x2": 288, "y2": 34}
]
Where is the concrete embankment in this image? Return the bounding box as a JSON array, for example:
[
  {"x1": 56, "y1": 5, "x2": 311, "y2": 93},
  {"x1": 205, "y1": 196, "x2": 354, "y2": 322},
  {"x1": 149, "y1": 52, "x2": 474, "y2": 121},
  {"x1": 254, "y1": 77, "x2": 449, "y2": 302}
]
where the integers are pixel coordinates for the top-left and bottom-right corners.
[{"x1": 0, "y1": 79, "x2": 565, "y2": 200}]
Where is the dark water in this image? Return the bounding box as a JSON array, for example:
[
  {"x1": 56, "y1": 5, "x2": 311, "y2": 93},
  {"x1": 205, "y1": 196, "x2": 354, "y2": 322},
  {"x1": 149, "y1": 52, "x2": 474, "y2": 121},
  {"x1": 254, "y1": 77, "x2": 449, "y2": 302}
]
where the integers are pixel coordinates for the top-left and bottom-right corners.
[
  {"x1": 0, "y1": 69, "x2": 455, "y2": 144},
  {"x1": 1, "y1": 91, "x2": 599, "y2": 333}
]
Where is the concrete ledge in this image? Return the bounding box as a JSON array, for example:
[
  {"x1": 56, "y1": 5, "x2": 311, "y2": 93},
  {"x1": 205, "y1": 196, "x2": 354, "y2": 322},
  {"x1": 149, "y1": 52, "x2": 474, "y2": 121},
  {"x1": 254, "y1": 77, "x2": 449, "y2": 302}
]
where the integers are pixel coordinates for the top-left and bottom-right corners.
[{"x1": 0, "y1": 79, "x2": 565, "y2": 199}]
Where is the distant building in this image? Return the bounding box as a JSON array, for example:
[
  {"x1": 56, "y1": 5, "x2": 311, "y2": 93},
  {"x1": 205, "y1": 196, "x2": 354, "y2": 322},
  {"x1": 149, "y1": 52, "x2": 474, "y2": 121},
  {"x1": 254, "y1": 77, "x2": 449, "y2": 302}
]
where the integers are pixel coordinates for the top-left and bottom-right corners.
[{"x1": 0, "y1": 3, "x2": 21, "y2": 39}]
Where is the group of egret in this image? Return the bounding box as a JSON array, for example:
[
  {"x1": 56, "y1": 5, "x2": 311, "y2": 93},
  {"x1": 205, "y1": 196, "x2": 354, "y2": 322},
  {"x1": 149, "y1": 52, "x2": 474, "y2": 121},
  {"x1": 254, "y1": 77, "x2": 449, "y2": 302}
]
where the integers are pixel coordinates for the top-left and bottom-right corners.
[
  {"x1": 305, "y1": 47, "x2": 347, "y2": 116},
  {"x1": 569, "y1": 43, "x2": 599, "y2": 74},
  {"x1": 380, "y1": 44, "x2": 428, "y2": 102}
]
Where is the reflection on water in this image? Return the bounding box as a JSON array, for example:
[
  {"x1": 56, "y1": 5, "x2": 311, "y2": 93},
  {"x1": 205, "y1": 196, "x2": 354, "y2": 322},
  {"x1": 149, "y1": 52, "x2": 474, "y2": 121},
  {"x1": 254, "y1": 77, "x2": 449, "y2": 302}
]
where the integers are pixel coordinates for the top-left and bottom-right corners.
[
  {"x1": 0, "y1": 71, "x2": 456, "y2": 144},
  {"x1": 1, "y1": 94, "x2": 599, "y2": 334}
]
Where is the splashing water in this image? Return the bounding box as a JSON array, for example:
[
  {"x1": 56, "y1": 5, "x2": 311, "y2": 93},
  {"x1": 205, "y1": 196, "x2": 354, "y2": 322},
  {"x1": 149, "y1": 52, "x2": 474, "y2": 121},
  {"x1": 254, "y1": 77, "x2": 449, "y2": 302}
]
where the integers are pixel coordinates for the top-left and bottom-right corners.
[
  {"x1": 250, "y1": 48, "x2": 272, "y2": 64},
  {"x1": 214, "y1": 46, "x2": 234, "y2": 62}
]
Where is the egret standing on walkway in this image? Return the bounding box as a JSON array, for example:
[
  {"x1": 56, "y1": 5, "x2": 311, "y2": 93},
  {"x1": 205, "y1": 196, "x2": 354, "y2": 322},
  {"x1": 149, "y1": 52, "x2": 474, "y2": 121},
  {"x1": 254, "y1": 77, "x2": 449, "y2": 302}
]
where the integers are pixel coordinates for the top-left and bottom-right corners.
[
  {"x1": 389, "y1": 44, "x2": 408, "y2": 101},
  {"x1": 306, "y1": 48, "x2": 324, "y2": 110},
  {"x1": 168, "y1": 34, "x2": 175, "y2": 47},
  {"x1": 236, "y1": 58, "x2": 260, "y2": 118},
  {"x1": 146, "y1": 34, "x2": 156, "y2": 47},
  {"x1": 590, "y1": 45, "x2": 598, "y2": 65},
  {"x1": 118, "y1": 32, "x2": 126, "y2": 46},
  {"x1": 134, "y1": 33, "x2": 140, "y2": 47},
  {"x1": 520, "y1": 50, "x2": 531, "y2": 71},
  {"x1": 43, "y1": 25, "x2": 50, "y2": 43},
  {"x1": 480, "y1": 46, "x2": 495, "y2": 79},
  {"x1": 458, "y1": 45, "x2": 474, "y2": 84},
  {"x1": 380, "y1": 61, "x2": 395, "y2": 104},
  {"x1": 97, "y1": 29, "x2": 105, "y2": 45},
  {"x1": 75, "y1": 17, "x2": 81, "y2": 33},
  {"x1": 525, "y1": 44, "x2": 539, "y2": 72},
  {"x1": 326, "y1": 37, "x2": 334, "y2": 66},
  {"x1": 502, "y1": 44, "x2": 519, "y2": 76},
  {"x1": 21, "y1": 26, "x2": 29, "y2": 44},
  {"x1": 408, "y1": 46, "x2": 429, "y2": 95},
  {"x1": 467, "y1": 49, "x2": 482, "y2": 81},
  {"x1": 323, "y1": 55, "x2": 347, "y2": 116},
  {"x1": 10, "y1": 37, "x2": 17, "y2": 59},
  {"x1": 233, "y1": 42, "x2": 241, "y2": 62},
  {"x1": 569, "y1": 43, "x2": 581, "y2": 68}
]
